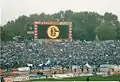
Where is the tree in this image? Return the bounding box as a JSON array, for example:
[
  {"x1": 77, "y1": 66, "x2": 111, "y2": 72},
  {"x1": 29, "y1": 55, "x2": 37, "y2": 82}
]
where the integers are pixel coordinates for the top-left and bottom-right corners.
[
  {"x1": 104, "y1": 12, "x2": 120, "y2": 40},
  {"x1": 116, "y1": 22, "x2": 120, "y2": 40},
  {"x1": 1, "y1": 10, "x2": 120, "y2": 41},
  {"x1": 95, "y1": 22, "x2": 117, "y2": 40},
  {"x1": 72, "y1": 12, "x2": 101, "y2": 41}
]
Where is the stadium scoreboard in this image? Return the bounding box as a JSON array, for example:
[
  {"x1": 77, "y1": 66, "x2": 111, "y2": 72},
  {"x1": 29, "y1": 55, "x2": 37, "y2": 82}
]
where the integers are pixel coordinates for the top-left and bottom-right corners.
[{"x1": 27, "y1": 21, "x2": 72, "y2": 41}]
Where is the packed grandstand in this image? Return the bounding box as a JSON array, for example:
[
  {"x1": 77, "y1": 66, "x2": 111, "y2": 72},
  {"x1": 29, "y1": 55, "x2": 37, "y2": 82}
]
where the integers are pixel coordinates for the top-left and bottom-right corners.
[{"x1": 1, "y1": 40, "x2": 120, "y2": 69}]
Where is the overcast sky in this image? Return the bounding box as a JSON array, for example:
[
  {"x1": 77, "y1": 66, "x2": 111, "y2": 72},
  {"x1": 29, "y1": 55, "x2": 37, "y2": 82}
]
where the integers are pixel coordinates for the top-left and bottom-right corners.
[{"x1": 0, "y1": 0, "x2": 120, "y2": 25}]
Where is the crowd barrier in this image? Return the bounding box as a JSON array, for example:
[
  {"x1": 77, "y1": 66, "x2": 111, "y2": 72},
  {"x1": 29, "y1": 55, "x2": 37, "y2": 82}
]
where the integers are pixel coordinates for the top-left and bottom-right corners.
[
  {"x1": 4, "y1": 72, "x2": 120, "y2": 82},
  {"x1": 4, "y1": 74, "x2": 47, "y2": 82}
]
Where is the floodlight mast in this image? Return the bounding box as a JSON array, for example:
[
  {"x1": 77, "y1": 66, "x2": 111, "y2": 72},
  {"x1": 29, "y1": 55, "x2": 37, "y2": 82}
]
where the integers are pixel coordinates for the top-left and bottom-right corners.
[{"x1": 60, "y1": 13, "x2": 64, "y2": 22}]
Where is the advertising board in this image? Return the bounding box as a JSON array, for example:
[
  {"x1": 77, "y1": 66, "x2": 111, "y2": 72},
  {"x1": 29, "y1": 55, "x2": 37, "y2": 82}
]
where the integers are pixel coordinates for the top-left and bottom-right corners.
[
  {"x1": 4, "y1": 77, "x2": 13, "y2": 82},
  {"x1": 29, "y1": 75, "x2": 39, "y2": 80},
  {"x1": 13, "y1": 76, "x2": 29, "y2": 81}
]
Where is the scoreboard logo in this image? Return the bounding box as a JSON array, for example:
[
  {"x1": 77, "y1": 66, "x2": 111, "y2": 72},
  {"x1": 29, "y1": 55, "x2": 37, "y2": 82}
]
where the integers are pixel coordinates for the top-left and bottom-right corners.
[{"x1": 47, "y1": 26, "x2": 60, "y2": 39}]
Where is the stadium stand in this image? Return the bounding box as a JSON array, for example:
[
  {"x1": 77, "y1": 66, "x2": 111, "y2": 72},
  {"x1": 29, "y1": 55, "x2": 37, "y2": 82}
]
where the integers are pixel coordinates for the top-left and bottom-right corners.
[{"x1": 0, "y1": 40, "x2": 120, "y2": 69}]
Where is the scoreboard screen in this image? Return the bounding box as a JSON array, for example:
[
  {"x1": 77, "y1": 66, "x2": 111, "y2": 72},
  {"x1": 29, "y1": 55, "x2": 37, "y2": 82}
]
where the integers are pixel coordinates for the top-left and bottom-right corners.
[
  {"x1": 37, "y1": 25, "x2": 69, "y2": 39},
  {"x1": 27, "y1": 22, "x2": 72, "y2": 41}
]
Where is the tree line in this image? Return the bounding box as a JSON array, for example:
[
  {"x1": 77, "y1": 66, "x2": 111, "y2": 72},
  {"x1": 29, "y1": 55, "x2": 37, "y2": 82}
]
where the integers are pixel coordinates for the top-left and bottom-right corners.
[{"x1": 1, "y1": 10, "x2": 120, "y2": 41}]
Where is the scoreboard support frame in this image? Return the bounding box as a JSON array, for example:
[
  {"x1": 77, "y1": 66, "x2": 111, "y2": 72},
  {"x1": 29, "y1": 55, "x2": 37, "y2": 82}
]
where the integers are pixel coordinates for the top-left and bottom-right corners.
[{"x1": 33, "y1": 21, "x2": 72, "y2": 41}]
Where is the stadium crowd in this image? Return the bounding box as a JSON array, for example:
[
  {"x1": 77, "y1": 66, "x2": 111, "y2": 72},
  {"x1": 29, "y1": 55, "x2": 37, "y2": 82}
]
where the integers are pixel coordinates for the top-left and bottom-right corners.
[{"x1": 0, "y1": 40, "x2": 120, "y2": 68}]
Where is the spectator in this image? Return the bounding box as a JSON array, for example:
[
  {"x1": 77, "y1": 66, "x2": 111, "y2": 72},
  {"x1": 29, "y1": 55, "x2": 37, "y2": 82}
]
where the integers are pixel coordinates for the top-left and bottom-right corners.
[
  {"x1": 1, "y1": 77, "x2": 5, "y2": 82},
  {"x1": 86, "y1": 76, "x2": 90, "y2": 81}
]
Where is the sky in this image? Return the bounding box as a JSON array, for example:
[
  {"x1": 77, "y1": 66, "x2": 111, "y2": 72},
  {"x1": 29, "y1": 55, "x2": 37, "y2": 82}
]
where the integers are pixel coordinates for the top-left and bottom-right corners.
[{"x1": 0, "y1": 0, "x2": 120, "y2": 25}]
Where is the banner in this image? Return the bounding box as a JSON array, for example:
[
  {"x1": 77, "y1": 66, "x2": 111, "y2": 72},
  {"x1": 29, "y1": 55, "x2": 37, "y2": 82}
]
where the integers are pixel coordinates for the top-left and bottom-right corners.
[
  {"x1": 18, "y1": 67, "x2": 30, "y2": 71},
  {"x1": 112, "y1": 71, "x2": 120, "y2": 74}
]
